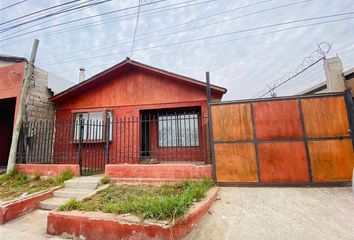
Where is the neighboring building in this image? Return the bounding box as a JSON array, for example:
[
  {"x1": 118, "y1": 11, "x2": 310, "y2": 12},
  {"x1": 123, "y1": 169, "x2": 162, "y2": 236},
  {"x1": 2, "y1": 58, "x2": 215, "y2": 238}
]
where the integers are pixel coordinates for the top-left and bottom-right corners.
[
  {"x1": 300, "y1": 57, "x2": 353, "y2": 95},
  {"x1": 0, "y1": 54, "x2": 73, "y2": 168},
  {"x1": 45, "y1": 58, "x2": 226, "y2": 173},
  {"x1": 343, "y1": 67, "x2": 354, "y2": 90}
]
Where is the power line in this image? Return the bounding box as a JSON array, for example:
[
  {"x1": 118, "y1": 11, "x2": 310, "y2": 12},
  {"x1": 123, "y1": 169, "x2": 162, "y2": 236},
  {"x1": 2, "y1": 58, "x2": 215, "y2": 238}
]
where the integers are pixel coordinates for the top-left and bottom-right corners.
[
  {"x1": 131, "y1": 0, "x2": 142, "y2": 58},
  {"x1": 0, "y1": 0, "x2": 217, "y2": 57},
  {"x1": 17, "y1": 0, "x2": 268, "y2": 55},
  {"x1": 125, "y1": 0, "x2": 316, "y2": 48},
  {"x1": 3, "y1": 0, "x2": 220, "y2": 57},
  {"x1": 4, "y1": 0, "x2": 215, "y2": 39},
  {"x1": 132, "y1": 18, "x2": 353, "y2": 65},
  {"x1": 0, "y1": 0, "x2": 114, "y2": 33},
  {"x1": 0, "y1": 0, "x2": 85, "y2": 26},
  {"x1": 0, "y1": 0, "x2": 168, "y2": 40},
  {"x1": 37, "y1": 0, "x2": 310, "y2": 62},
  {"x1": 3, "y1": 0, "x2": 103, "y2": 37},
  {"x1": 38, "y1": 14, "x2": 354, "y2": 66},
  {"x1": 0, "y1": 0, "x2": 28, "y2": 12}
]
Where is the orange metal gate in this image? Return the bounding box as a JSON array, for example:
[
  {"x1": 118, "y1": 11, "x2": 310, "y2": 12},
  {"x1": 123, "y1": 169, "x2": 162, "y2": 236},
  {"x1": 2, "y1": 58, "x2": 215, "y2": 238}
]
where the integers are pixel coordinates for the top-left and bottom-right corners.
[{"x1": 210, "y1": 92, "x2": 354, "y2": 185}]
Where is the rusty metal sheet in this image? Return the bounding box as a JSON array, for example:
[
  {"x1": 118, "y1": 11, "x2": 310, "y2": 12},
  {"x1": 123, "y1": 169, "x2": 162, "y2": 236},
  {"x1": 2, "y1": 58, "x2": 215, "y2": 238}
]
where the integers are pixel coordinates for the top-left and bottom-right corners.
[{"x1": 215, "y1": 143, "x2": 258, "y2": 182}]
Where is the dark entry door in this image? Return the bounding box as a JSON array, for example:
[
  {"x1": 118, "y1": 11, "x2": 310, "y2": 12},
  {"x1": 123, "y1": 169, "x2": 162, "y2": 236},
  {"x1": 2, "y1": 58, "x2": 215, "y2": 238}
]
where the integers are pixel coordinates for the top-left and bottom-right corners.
[
  {"x1": 141, "y1": 114, "x2": 150, "y2": 159},
  {"x1": 0, "y1": 98, "x2": 16, "y2": 167}
]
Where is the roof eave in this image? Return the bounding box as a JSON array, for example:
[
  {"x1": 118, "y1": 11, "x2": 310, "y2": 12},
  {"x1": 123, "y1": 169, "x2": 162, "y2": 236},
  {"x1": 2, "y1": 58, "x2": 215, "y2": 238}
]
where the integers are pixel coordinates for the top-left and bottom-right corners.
[{"x1": 50, "y1": 59, "x2": 227, "y2": 102}]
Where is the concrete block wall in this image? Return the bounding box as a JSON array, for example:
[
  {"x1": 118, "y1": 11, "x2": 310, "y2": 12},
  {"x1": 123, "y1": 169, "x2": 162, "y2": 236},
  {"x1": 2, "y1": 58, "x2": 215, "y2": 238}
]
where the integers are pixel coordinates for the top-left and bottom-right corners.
[
  {"x1": 26, "y1": 68, "x2": 55, "y2": 122},
  {"x1": 23, "y1": 67, "x2": 56, "y2": 163}
]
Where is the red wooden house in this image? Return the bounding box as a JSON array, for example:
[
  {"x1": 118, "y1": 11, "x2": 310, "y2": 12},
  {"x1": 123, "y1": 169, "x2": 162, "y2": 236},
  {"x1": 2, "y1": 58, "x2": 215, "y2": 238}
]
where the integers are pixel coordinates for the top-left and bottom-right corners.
[{"x1": 47, "y1": 58, "x2": 226, "y2": 176}]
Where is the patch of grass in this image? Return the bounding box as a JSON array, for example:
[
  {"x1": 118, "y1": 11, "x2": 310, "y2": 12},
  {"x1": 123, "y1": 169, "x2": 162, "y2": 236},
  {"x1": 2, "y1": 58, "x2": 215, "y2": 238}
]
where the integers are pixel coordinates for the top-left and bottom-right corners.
[
  {"x1": 58, "y1": 178, "x2": 214, "y2": 221},
  {"x1": 55, "y1": 169, "x2": 74, "y2": 184},
  {"x1": 100, "y1": 176, "x2": 111, "y2": 185},
  {"x1": 0, "y1": 169, "x2": 74, "y2": 201}
]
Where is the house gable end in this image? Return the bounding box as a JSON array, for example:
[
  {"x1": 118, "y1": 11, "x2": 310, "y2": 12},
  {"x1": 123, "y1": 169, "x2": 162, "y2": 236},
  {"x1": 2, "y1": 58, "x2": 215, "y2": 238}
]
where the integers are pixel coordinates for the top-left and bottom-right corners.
[{"x1": 55, "y1": 67, "x2": 213, "y2": 110}]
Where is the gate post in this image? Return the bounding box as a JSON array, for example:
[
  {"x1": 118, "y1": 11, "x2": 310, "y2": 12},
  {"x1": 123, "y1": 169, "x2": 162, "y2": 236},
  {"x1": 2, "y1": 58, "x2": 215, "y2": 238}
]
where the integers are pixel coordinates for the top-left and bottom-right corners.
[
  {"x1": 105, "y1": 115, "x2": 111, "y2": 165},
  {"x1": 344, "y1": 89, "x2": 354, "y2": 147},
  {"x1": 206, "y1": 72, "x2": 217, "y2": 182},
  {"x1": 78, "y1": 118, "x2": 84, "y2": 175}
]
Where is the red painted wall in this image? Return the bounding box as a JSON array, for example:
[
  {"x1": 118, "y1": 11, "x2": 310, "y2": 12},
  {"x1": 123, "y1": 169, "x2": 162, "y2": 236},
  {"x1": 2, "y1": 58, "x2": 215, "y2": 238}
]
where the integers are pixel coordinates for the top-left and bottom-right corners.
[
  {"x1": 15, "y1": 164, "x2": 80, "y2": 177},
  {"x1": 53, "y1": 69, "x2": 220, "y2": 164},
  {"x1": 0, "y1": 62, "x2": 26, "y2": 166},
  {"x1": 0, "y1": 62, "x2": 25, "y2": 118}
]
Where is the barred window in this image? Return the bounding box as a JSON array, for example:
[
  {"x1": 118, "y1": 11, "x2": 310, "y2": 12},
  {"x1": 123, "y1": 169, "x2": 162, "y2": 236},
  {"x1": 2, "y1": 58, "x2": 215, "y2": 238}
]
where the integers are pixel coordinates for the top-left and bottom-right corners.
[
  {"x1": 73, "y1": 111, "x2": 112, "y2": 141},
  {"x1": 158, "y1": 113, "x2": 199, "y2": 147}
]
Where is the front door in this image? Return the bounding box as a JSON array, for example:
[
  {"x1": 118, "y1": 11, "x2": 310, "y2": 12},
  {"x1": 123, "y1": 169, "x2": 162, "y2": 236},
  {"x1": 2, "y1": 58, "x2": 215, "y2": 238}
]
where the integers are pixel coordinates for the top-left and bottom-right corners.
[{"x1": 0, "y1": 98, "x2": 16, "y2": 167}]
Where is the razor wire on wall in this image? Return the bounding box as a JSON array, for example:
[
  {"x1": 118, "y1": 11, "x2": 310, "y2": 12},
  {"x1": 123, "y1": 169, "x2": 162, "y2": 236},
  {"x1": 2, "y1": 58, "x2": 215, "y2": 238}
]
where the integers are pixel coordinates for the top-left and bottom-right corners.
[{"x1": 255, "y1": 42, "x2": 332, "y2": 98}]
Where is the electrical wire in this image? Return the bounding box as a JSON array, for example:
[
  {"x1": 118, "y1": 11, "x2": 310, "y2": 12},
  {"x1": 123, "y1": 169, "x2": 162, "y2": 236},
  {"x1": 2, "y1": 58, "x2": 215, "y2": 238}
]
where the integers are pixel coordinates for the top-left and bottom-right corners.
[
  {"x1": 0, "y1": 0, "x2": 28, "y2": 12},
  {"x1": 36, "y1": 0, "x2": 312, "y2": 62},
  {"x1": 130, "y1": 0, "x2": 142, "y2": 58},
  {"x1": 4, "y1": 0, "x2": 208, "y2": 38},
  {"x1": 0, "y1": 0, "x2": 168, "y2": 38},
  {"x1": 1, "y1": 0, "x2": 86, "y2": 26},
  {"x1": 0, "y1": 0, "x2": 114, "y2": 32},
  {"x1": 38, "y1": 14, "x2": 354, "y2": 66}
]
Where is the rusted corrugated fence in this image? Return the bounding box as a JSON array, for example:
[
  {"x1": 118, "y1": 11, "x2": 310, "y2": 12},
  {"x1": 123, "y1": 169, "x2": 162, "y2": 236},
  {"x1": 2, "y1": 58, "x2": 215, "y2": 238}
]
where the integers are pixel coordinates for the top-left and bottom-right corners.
[{"x1": 210, "y1": 91, "x2": 354, "y2": 185}]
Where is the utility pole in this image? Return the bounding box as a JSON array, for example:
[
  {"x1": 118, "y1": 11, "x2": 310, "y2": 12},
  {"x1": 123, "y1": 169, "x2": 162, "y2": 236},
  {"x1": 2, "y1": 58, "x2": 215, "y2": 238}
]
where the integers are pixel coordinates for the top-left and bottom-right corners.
[{"x1": 7, "y1": 39, "x2": 39, "y2": 173}]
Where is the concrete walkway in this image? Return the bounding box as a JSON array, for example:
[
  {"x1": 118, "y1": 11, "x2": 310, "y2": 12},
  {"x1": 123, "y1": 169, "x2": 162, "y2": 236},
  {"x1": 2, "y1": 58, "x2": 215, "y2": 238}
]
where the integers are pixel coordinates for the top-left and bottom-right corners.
[
  {"x1": 186, "y1": 187, "x2": 353, "y2": 240},
  {"x1": 0, "y1": 210, "x2": 61, "y2": 240},
  {"x1": 0, "y1": 176, "x2": 103, "y2": 240}
]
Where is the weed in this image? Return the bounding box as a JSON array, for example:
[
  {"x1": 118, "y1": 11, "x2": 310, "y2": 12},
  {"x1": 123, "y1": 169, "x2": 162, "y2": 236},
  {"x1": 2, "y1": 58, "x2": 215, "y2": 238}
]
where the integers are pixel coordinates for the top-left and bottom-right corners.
[
  {"x1": 58, "y1": 199, "x2": 83, "y2": 211},
  {"x1": 0, "y1": 169, "x2": 74, "y2": 201},
  {"x1": 57, "y1": 179, "x2": 214, "y2": 221},
  {"x1": 55, "y1": 169, "x2": 74, "y2": 184},
  {"x1": 33, "y1": 170, "x2": 41, "y2": 181},
  {"x1": 100, "y1": 176, "x2": 111, "y2": 185}
]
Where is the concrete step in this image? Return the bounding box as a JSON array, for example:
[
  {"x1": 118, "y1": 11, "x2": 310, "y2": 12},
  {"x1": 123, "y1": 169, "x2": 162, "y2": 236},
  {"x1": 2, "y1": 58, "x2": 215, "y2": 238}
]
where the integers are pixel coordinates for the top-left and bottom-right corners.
[
  {"x1": 39, "y1": 197, "x2": 71, "y2": 210},
  {"x1": 64, "y1": 176, "x2": 101, "y2": 190},
  {"x1": 53, "y1": 188, "x2": 93, "y2": 199}
]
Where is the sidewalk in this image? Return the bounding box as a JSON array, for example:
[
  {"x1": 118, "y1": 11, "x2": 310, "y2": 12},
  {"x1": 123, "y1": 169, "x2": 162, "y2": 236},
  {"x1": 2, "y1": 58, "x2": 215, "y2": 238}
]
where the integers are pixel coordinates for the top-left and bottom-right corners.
[{"x1": 186, "y1": 187, "x2": 353, "y2": 240}]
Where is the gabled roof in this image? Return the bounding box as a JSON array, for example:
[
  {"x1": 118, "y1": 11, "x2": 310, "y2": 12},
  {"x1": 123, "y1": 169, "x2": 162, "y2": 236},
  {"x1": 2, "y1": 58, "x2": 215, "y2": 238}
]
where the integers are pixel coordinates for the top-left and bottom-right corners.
[
  {"x1": 51, "y1": 58, "x2": 227, "y2": 102},
  {"x1": 0, "y1": 54, "x2": 27, "y2": 63}
]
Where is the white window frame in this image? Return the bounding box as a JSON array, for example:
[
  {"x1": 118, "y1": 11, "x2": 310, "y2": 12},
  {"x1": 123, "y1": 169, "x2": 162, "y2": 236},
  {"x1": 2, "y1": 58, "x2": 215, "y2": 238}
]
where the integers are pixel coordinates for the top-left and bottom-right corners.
[
  {"x1": 73, "y1": 111, "x2": 113, "y2": 142},
  {"x1": 158, "y1": 113, "x2": 199, "y2": 147}
]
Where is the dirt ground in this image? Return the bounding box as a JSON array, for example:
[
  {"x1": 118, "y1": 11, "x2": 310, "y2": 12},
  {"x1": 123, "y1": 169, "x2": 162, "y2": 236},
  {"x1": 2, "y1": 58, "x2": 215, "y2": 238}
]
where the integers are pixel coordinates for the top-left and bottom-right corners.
[{"x1": 186, "y1": 187, "x2": 353, "y2": 240}]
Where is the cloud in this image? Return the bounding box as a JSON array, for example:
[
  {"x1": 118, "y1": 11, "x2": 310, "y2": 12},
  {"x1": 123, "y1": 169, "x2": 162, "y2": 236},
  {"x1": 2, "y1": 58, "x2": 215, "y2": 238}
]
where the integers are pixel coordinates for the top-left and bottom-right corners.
[{"x1": 0, "y1": 0, "x2": 353, "y2": 99}]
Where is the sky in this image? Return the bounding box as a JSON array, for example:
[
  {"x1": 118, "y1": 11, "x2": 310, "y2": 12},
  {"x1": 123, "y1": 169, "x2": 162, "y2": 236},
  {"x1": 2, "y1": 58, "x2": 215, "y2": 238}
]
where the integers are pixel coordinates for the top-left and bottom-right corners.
[{"x1": 0, "y1": 0, "x2": 353, "y2": 100}]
